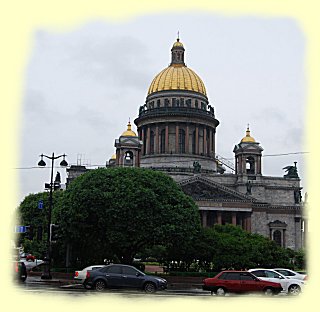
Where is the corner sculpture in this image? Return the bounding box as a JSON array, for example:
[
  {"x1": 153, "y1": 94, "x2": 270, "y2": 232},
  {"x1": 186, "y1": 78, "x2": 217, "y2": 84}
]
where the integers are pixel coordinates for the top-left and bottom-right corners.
[
  {"x1": 193, "y1": 161, "x2": 201, "y2": 173},
  {"x1": 294, "y1": 189, "x2": 302, "y2": 204},
  {"x1": 246, "y1": 180, "x2": 252, "y2": 195},
  {"x1": 283, "y1": 162, "x2": 299, "y2": 179}
]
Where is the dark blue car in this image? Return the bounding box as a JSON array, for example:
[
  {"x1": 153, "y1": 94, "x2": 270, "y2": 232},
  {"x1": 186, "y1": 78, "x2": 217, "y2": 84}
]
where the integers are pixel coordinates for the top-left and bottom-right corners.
[{"x1": 84, "y1": 264, "x2": 167, "y2": 293}]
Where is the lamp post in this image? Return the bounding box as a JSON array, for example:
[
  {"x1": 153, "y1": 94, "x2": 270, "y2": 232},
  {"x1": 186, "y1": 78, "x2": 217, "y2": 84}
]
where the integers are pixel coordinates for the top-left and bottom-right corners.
[{"x1": 38, "y1": 152, "x2": 68, "y2": 279}]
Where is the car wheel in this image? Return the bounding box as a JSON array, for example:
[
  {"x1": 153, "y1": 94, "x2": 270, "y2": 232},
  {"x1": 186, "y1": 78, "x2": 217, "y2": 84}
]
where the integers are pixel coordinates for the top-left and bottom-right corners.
[
  {"x1": 144, "y1": 282, "x2": 156, "y2": 293},
  {"x1": 94, "y1": 280, "x2": 106, "y2": 291},
  {"x1": 263, "y1": 287, "x2": 274, "y2": 296},
  {"x1": 216, "y1": 287, "x2": 226, "y2": 296},
  {"x1": 288, "y1": 284, "x2": 301, "y2": 296}
]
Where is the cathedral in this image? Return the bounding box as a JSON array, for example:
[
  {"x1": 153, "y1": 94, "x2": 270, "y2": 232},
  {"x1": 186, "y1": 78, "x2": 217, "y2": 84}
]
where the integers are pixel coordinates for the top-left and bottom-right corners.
[{"x1": 67, "y1": 38, "x2": 304, "y2": 250}]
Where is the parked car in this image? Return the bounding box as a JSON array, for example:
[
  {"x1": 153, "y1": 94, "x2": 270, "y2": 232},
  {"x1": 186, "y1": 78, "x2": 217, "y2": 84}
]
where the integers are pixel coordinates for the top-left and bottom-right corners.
[
  {"x1": 248, "y1": 269, "x2": 304, "y2": 295},
  {"x1": 83, "y1": 264, "x2": 167, "y2": 293},
  {"x1": 14, "y1": 261, "x2": 27, "y2": 282},
  {"x1": 20, "y1": 258, "x2": 44, "y2": 271},
  {"x1": 273, "y1": 268, "x2": 307, "y2": 281},
  {"x1": 74, "y1": 265, "x2": 105, "y2": 284},
  {"x1": 202, "y1": 271, "x2": 283, "y2": 296}
]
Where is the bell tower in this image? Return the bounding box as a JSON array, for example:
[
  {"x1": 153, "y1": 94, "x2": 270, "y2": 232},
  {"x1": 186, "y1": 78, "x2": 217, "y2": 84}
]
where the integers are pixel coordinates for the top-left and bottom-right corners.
[
  {"x1": 114, "y1": 121, "x2": 143, "y2": 167},
  {"x1": 233, "y1": 126, "x2": 263, "y2": 176}
]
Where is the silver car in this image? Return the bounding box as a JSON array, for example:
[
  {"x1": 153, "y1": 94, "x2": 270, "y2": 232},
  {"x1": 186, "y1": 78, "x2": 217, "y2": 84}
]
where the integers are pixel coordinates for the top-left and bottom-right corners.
[
  {"x1": 74, "y1": 265, "x2": 105, "y2": 284},
  {"x1": 273, "y1": 268, "x2": 307, "y2": 281},
  {"x1": 249, "y1": 269, "x2": 305, "y2": 295}
]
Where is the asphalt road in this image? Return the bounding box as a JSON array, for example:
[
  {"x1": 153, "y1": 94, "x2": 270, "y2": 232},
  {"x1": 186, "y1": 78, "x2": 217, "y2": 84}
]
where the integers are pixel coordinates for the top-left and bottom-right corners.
[{"x1": 15, "y1": 277, "x2": 290, "y2": 298}]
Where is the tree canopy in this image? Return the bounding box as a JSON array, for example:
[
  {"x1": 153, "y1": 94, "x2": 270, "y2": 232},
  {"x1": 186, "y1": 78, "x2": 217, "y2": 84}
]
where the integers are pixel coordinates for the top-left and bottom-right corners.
[{"x1": 55, "y1": 167, "x2": 201, "y2": 266}]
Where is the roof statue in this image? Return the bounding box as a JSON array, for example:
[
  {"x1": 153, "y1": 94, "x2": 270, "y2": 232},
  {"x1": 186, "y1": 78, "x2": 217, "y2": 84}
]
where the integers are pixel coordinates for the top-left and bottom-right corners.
[{"x1": 283, "y1": 162, "x2": 299, "y2": 179}]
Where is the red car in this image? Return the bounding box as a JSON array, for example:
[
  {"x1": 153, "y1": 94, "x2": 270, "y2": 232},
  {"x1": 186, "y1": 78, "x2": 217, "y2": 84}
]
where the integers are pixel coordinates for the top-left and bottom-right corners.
[{"x1": 202, "y1": 271, "x2": 283, "y2": 296}]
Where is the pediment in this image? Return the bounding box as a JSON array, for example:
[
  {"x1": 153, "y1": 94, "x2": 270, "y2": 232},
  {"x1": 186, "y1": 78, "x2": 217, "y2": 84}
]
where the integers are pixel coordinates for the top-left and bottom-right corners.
[
  {"x1": 119, "y1": 137, "x2": 141, "y2": 145},
  {"x1": 179, "y1": 176, "x2": 254, "y2": 202}
]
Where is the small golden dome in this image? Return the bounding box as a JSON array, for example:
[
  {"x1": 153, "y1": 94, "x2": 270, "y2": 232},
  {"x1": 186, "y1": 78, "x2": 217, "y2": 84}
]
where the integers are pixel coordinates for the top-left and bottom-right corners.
[
  {"x1": 173, "y1": 39, "x2": 184, "y2": 48},
  {"x1": 121, "y1": 121, "x2": 137, "y2": 137},
  {"x1": 148, "y1": 66, "x2": 206, "y2": 96},
  {"x1": 110, "y1": 154, "x2": 116, "y2": 160},
  {"x1": 241, "y1": 126, "x2": 256, "y2": 143}
]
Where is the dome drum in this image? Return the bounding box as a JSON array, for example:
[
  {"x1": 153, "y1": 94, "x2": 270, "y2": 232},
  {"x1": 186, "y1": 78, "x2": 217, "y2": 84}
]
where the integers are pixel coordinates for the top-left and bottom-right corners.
[{"x1": 134, "y1": 38, "x2": 220, "y2": 173}]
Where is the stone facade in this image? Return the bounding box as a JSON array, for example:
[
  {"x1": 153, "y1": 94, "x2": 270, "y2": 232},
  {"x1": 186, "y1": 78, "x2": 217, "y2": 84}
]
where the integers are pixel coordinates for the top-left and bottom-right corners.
[
  {"x1": 66, "y1": 38, "x2": 304, "y2": 251},
  {"x1": 134, "y1": 39, "x2": 304, "y2": 250}
]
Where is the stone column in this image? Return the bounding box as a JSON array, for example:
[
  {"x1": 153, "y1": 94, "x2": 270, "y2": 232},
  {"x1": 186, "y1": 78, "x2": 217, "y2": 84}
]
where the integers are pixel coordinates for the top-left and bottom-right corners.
[
  {"x1": 165, "y1": 125, "x2": 169, "y2": 153},
  {"x1": 175, "y1": 125, "x2": 179, "y2": 153},
  {"x1": 247, "y1": 214, "x2": 251, "y2": 232},
  {"x1": 257, "y1": 156, "x2": 261, "y2": 174},
  {"x1": 116, "y1": 150, "x2": 120, "y2": 166},
  {"x1": 186, "y1": 125, "x2": 189, "y2": 154},
  {"x1": 202, "y1": 210, "x2": 208, "y2": 227},
  {"x1": 203, "y1": 127, "x2": 207, "y2": 156},
  {"x1": 217, "y1": 211, "x2": 222, "y2": 225},
  {"x1": 212, "y1": 129, "x2": 216, "y2": 157},
  {"x1": 146, "y1": 126, "x2": 150, "y2": 155},
  {"x1": 195, "y1": 126, "x2": 199, "y2": 154},
  {"x1": 135, "y1": 150, "x2": 140, "y2": 167},
  {"x1": 155, "y1": 125, "x2": 159, "y2": 154},
  {"x1": 209, "y1": 128, "x2": 212, "y2": 157},
  {"x1": 141, "y1": 127, "x2": 145, "y2": 156},
  {"x1": 294, "y1": 217, "x2": 302, "y2": 250},
  {"x1": 232, "y1": 212, "x2": 237, "y2": 225},
  {"x1": 244, "y1": 215, "x2": 249, "y2": 232},
  {"x1": 119, "y1": 151, "x2": 124, "y2": 167}
]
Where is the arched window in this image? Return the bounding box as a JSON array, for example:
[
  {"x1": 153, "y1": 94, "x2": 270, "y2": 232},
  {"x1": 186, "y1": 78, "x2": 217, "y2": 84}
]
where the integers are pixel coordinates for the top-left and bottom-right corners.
[
  {"x1": 160, "y1": 129, "x2": 166, "y2": 153},
  {"x1": 246, "y1": 156, "x2": 255, "y2": 174},
  {"x1": 124, "y1": 151, "x2": 133, "y2": 166},
  {"x1": 273, "y1": 230, "x2": 282, "y2": 246},
  {"x1": 179, "y1": 129, "x2": 185, "y2": 153},
  {"x1": 150, "y1": 131, "x2": 154, "y2": 154}
]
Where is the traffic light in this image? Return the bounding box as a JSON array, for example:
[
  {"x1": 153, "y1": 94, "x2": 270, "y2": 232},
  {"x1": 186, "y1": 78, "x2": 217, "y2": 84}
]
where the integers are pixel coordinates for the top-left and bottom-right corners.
[
  {"x1": 50, "y1": 224, "x2": 60, "y2": 242},
  {"x1": 25, "y1": 226, "x2": 34, "y2": 240}
]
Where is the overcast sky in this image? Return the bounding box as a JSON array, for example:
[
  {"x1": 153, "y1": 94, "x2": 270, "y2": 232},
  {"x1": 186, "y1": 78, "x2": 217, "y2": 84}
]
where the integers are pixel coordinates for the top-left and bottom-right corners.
[{"x1": 18, "y1": 12, "x2": 306, "y2": 205}]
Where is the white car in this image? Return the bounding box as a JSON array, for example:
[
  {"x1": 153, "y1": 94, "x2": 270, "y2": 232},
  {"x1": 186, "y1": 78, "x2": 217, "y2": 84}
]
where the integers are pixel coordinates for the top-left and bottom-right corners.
[
  {"x1": 273, "y1": 268, "x2": 307, "y2": 281},
  {"x1": 20, "y1": 259, "x2": 44, "y2": 271},
  {"x1": 74, "y1": 265, "x2": 105, "y2": 284},
  {"x1": 249, "y1": 269, "x2": 305, "y2": 295}
]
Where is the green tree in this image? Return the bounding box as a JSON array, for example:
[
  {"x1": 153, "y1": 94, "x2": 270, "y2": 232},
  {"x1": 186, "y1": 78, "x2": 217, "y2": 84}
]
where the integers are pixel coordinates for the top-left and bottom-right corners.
[
  {"x1": 191, "y1": 224, "x2": 294, "y2": 271},
  {"x1": 17, "y1": 191, "x2": 64, "y2": 258},
  {"x1": 55, "y1": 167, "x2": 201, "y2": 267}
]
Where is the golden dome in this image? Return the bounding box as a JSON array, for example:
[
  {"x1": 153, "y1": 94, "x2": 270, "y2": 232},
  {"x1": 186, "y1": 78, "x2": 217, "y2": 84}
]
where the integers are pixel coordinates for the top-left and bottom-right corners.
[
  {"x1": 121, "y1": 121, "x2": 137, "y2": 137},
  {"x1": 148, "y1": 66, "x2": 207, "y2": 96},
  {"x1": 241, "y1": 126, "x2": 256, "y2": 143},
  {"x1": 173, "y1": 39, "x2": 184, "y2": 48},
  {"x1": 147, "y1": 38, "x2": 207, "y2": 96},
  {"x1": 110, "y1": 154, "x2": 116, "y2": 160}
]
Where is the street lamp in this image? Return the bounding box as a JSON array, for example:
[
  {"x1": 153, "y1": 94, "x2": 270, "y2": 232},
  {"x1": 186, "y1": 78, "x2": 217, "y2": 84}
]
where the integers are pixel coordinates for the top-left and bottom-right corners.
[{"x1": 38, "y1": 153, "x2": 68, "y2": 279}]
